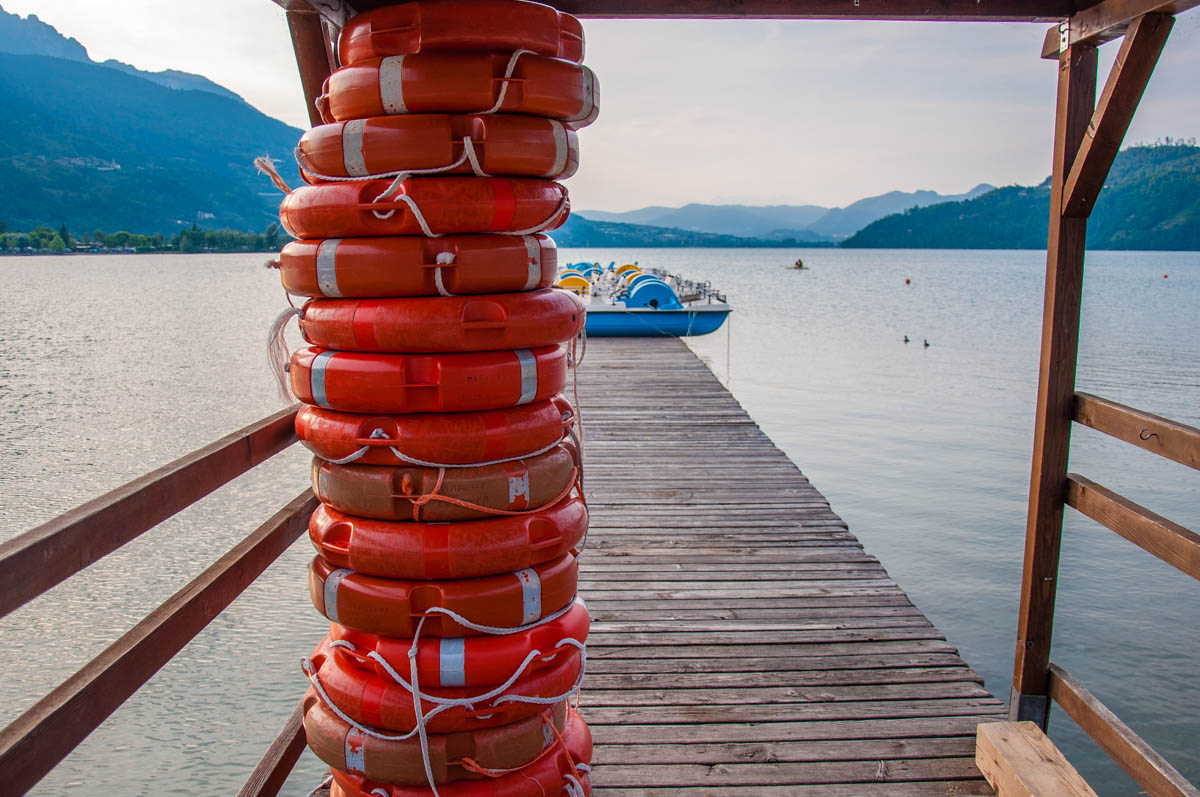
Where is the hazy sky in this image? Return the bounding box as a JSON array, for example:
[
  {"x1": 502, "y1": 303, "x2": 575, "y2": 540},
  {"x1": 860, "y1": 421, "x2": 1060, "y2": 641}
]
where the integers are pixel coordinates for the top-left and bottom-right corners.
[{"x1": 7, "y1": 1, "x2": 1199, "y2": 210}]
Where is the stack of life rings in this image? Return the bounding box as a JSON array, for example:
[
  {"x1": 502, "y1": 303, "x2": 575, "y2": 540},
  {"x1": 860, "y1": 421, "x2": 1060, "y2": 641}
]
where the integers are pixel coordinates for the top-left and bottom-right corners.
[{"x1": 268, "y1": 2, "x2": 598, "y2": 794}]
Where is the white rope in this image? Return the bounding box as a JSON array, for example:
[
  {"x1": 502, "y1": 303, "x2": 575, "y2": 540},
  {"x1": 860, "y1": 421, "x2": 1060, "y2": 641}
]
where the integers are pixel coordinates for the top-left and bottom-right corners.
[
  {"x1": 371, "y1": 179, "x2": 568, "y2": 235},
  {"x1": 267, "y1": 305, "x2": 302, "y2": 404},
  {"x1": 433, "y1": 250, "x2": 456, "y2": 297},
  {"x1": 484, "y1": 50, "x2": 535, "y2": 114},
  {"x1": 325, "y1": 427, "x2": 568, "y2": 468},
  {"x1": 303, "y1": 773, "x2": 333, "y2": 797},
  {"x1": 303, "y1": 596, "x2": 587, "y2": 795},
  {"x1": 407, "y1": 616, "x2": 442, "y2": 797},
  {"x1": 295, "y1": 137, "x2": 491, "y2": 185}
]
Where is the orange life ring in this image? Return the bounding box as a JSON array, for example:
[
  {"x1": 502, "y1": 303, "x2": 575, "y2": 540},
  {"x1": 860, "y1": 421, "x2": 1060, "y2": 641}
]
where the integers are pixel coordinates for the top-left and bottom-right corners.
[
  {"x1": 330, "y1": 709, "x2": 592, "y2": 797},
  {"x1": 278, "y1": 235, "x2": 557, "y2": 299},
  {"x1": 298, "y1": 115, "x2": 579, "y2": 182},
  {"x1": 309, "y1": 637, "x2": 582, "y2": 733},
  {"x1": 296, "y1": 399, "x2": 573, "y2": 467},
  {"x1": 290, "y1": 346, "x2": 567, "y2": 415},
  {"x1": 330, "y1": 598, "x2": 589, "y2": 688},
  {"x1": 299, "y1": 290, "x2": 584, "y2": 353},
  {"x1": 310, "y1": 442, "x2": 578, "y2": 522},
  {"x1": 309, "y1": 552, "x2": 579, "y2": 637},
  {"x1": 303, "y1": 687, "x2": 566, "y2": 785},
  {"x1": 320, "y1": 53, "x2": 597, "y2": 129},
  {"x1": 338, "y1": 1, "x2": 584, "y2": 66},
  {"x1": 309, "y1": 495, "x2": 588, "y2": 580},
  {"x1": 279, "y1": 177, "x2": 569, "y2": 239}
]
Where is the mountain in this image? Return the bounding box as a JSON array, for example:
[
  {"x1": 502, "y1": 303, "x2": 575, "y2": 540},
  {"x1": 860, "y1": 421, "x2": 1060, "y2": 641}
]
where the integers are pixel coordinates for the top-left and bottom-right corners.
[
  {"x1": 0, "y1": 51, "x2": 301, "y2": 234},
  {"x1": 554, "y1": 214, "x2": 833, "y2": 248},
  {"x1": 0, "y1": 7, "x2": 87, "y2": 62},
  {"x1": 577, "y1": 203, "x2": 832, "y2": 239},
  {"x1": 842, "y1": 144, "x2": 1200, "y2": 250},
  {"x1": 577, "y1": 187, "x2": 995, "y2": 243},
  {"x1": 99, "y1": 60, "x2": 246, "y2": 103},
  {"x1": 806, "y1": 184, "x2": 995, "y2": 239}
]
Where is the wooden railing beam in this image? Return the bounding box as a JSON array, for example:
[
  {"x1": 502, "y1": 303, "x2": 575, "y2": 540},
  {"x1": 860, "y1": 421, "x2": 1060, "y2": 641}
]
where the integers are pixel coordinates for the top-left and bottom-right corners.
[
  {"x1": 1074, "y1": 392, "x2": 1200, "y2": 471},
  {"x1": 1010, "y1": 42, "x2": 1098, "y2": 727},
  {"x1": 1048, "y1": 664, "x2": 1200, "y2": 797},
  {"x1": 0, "y1": 491, "x2": 318, "y2": 796},
  {"x1": 1062, "y1": 13, "x2": 1173, "y2": 217},
  {"x1": 1066, "y1": 474, "x2": 1200, "y2": 581},
  {"x1": 0, "y1": 407, "x2": 299, "y2": 620},
  {"x1": 237, "y1": 702, "x2": 308, "y2": 797}
]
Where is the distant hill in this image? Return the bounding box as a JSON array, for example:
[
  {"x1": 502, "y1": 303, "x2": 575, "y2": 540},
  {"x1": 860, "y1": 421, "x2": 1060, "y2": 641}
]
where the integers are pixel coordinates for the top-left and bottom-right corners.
[
  {"x1": 578, "y1": 186, "x2": 994, "y2": 243},
  {"x1": 806, "y1": 184, "x2": 995, "y2": 239},
  {"x1": 555, "y1": 214, "x2": 832, "y2": 248},
  {"x1": 0, "y1": 5, "x2": 246, "y2": 102},
  {"x1": 0, "y1": 50, "x2": 301, "y2": 234},
  {"x1": 842, "y1": 144, "x2": 1200, "y2": 250},
  {"x1": 578, "y1": 203, "x2": 832, "y2": 240}
]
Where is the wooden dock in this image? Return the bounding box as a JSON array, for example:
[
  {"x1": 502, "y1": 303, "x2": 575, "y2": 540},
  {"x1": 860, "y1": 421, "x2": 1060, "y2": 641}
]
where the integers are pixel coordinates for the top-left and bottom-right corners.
[{"x1": 576, "y1": 338, "x2": 1006, "y2": 795}]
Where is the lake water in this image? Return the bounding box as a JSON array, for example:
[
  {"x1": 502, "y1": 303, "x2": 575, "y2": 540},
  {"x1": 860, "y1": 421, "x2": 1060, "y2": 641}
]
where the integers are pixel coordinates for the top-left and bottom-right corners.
[{"x1": 0, "y1": 249, "x2": 1196, "y2": 795}]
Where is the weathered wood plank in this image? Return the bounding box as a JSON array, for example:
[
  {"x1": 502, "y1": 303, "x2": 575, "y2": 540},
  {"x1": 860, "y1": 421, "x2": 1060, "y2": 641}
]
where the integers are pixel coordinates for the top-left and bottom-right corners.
[
  {"x1": 975, "y1": 721, "x2": 1097, "y2": 796},
  {"x1": 569, "y1": 338, "x2": 999, "y2": 792}
]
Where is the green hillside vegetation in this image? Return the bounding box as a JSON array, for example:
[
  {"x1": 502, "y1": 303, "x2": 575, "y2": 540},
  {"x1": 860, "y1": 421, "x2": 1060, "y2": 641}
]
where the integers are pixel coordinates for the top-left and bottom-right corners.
[
  {"x1": 0, "y1": 222, "x2": 286, "y2": 254},
  {"x1": 842, "y1": 143, "x2": 1200, "y2": 250},
  {"x1": 557, "y1": 214, "x2": 835, "y2": 248},
  {"x1": 0, "y1": 52, "x2": 301, "y2": 235}
]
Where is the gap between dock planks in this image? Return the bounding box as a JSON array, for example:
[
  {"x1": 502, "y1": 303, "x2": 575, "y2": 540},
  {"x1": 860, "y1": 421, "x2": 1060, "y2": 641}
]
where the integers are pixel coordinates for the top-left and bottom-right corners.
[{"x1": 575, "y1": 337, "x2": 1005, "y2": 796}]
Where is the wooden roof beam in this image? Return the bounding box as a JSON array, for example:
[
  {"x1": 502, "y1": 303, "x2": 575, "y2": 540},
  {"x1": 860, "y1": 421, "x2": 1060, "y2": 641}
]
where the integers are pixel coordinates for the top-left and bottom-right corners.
[
  {"x1": 274, "y1": 0, "x2": 1074, "y2": 22},
  {"x1": 1041, "y1": 0, "x2": 1197, "y2": 56}
]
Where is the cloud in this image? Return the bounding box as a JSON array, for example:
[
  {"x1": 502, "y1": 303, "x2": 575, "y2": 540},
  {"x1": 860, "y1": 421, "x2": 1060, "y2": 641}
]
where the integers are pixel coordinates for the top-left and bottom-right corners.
[{"x1": 7, "y1": 1, "x2": 1199, "y2": 210}]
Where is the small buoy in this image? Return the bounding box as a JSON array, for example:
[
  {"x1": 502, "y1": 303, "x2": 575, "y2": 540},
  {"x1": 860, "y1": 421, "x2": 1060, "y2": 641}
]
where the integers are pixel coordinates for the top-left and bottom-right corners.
[
  {"x1": 1164, "y1": 273, "x2": 1168, "y2": 278},
  {"x1": 903, "y1": 336, "x2": 910, "y2": 344},
  {"x1": 905, "y1": 278, "x2": 911, "y2": 285}
]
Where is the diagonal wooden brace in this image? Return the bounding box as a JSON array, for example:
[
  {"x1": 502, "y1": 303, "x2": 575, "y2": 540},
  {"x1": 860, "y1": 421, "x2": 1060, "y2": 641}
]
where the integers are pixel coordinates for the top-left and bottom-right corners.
[{"x1": 1061, "y1": 13, "x2": 1174, "y2": 218}]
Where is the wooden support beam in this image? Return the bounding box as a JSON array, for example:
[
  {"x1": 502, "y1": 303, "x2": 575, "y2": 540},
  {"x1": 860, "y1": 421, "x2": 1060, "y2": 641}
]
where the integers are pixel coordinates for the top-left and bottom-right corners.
[
  {"x1": 1042, "y1": 0, "x2": 1198, "y2": 56},
  {"x1": 1010, "y1": 42, "x2": 1097, "y2": 727},
  {"x1": 1048, "y1": 664, "x2": 1200, "y2": 797},
  {"x1": 1074, "y1": 392, "x2": 1200, "y2": 471},
  {"x1": 282, "y1": 0, "x2": 1078, "y2": 21},
  {"x1": 285, "y1": 8, "x2": 335, "y2": 127},
  {"x1": 1065, "y1": 474, "x2": 1200, "y2": 581},
  {"x1": 976, "y1": 721, "x2": 1098, "y2": 796},
  {"x1": 1062, "y1": 14, "x2": 1173, "y2": 217},
  {"x1": 0, "y1": 406, "x2": 298, "y2": 620},
  {"x1": 0, "y1": 491, "x2": 318, "y2": 797},
  {"x1": 237, "y1": 703, "x2": 308, "y2": 797}
]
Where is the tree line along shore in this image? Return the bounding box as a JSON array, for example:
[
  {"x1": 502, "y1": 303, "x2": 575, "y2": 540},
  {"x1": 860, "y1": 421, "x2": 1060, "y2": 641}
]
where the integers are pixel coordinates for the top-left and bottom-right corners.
[{"x1": 0, "y1": 222, "x2": 288, "y2": 255}]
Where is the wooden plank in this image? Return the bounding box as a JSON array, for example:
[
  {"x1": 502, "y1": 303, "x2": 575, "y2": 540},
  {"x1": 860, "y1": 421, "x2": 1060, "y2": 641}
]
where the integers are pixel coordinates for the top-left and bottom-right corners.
[
  {"x1": 1064, "y1": 0, "x2": 1199, "y2": 49},
  {"x1": 1062, "y1": 14, "x2": 1174, "y2": 217},
  {"x1": 0, "y1": 491, "x2": 317, "y2": 797},
  {"x1": 975, "y1": 722, "x2": 1097, "y2": 796},
  {"x1": 1010, "y1": 42, "x2": 1098, "y2": 724},
  {"x1": 285, "y1": 8, "x2": 335, "y2": 127},
  {"x1": 0, "y1": 406, "x2": 298, "y2": 620},
  {"x1": 1048, "y1": 664, "x2": 1200, "y2": 797},
  {"x1": 1074, "y1": 392, "x2": 1200, "y2": 471},
  {"x1": 237, "y1": 702, "x2": 307, "y2": 797},
  {"x1": 1066, "y1": 474, "x2": 1200, "y2": 580},
  {"x1": 323, "y1": 0, "x2": 1077, "y2": 20}
]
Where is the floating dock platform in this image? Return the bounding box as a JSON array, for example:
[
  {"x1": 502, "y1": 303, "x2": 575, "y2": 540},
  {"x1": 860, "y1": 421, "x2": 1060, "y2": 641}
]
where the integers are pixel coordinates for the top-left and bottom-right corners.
[{"x1": 576, "y1": 338, "x2": 1006, "y2": 795}]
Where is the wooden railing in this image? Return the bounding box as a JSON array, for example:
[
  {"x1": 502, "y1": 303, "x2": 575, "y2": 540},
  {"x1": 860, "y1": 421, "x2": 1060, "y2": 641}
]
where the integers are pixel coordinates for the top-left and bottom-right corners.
[
  {"x1": 1010, "y1": 5, "x2": 1199, "y2": 796},
  {"x1": 0, "y1": 407, "x2": 313, "y2": 796}
]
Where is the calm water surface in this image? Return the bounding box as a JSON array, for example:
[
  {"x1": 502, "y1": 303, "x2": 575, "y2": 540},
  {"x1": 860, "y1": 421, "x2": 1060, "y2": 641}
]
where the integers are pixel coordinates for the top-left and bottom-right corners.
[{"x1": 0, "y1": 249, "x2": 1196, "y2": 795}]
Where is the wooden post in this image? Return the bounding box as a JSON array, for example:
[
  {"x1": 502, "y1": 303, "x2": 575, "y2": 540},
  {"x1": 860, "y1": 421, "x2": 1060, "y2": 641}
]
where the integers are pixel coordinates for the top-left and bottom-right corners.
[{"x1": 1009, "y1": 40, "x2": 1097, "y2": 727}]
